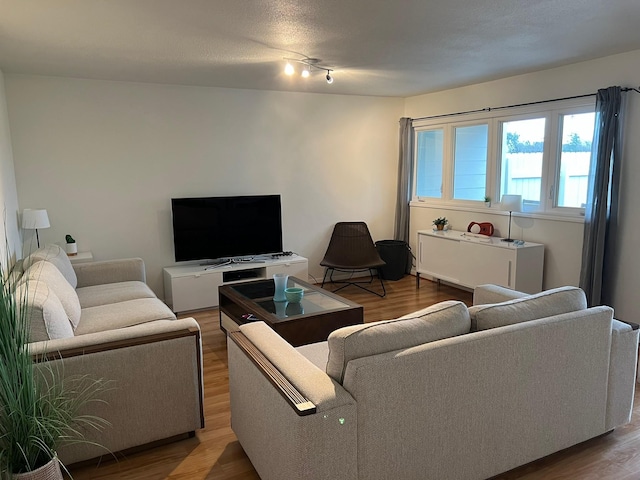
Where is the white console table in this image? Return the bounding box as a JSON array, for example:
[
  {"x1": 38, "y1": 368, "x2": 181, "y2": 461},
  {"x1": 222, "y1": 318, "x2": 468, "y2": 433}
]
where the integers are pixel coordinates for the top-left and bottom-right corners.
[
  {"x1": 416, "y1": 230, "x2": 544, "y2": 294},
  {"x1": 163, "y1": 255, "x2": 309, "y2": 313}
]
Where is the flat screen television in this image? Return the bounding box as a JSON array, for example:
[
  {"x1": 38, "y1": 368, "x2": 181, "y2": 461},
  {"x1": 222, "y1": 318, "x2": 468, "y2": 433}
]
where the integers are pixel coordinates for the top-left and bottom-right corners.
[{"x1": 171, "y1": 195, "x2": 283, "y2": 262}]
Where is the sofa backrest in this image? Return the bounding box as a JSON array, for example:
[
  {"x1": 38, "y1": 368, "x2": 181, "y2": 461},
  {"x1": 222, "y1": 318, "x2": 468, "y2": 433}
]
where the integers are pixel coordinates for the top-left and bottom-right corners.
[
  {"x1": 326, "y1": 300, "x2": 470, "y2": 383},
  {"x1": 468, "y1": 286, "x2": 587, "y2": 331},
  {"x1": 23, "y1": 244, "x2": 78, "y2": 288},
  {"x1": 343, "y1": 306, "x2": 613, "y2": 480}
]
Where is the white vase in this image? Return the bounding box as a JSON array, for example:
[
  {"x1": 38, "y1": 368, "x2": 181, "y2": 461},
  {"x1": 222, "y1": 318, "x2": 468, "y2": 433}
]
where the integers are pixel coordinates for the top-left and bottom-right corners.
[
  {"x1": 66, "y1": 242, "x2": 78, "y2": 256},
  {"x1": 12, "y1": 455, "x2": 63, "y2": 480}
]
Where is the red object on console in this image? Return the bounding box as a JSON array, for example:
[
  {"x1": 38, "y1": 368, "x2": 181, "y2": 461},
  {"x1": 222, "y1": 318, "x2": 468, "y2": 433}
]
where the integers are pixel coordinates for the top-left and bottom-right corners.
[{"x1": 467, "y1": 222, "x2": 495, "y2": 236}]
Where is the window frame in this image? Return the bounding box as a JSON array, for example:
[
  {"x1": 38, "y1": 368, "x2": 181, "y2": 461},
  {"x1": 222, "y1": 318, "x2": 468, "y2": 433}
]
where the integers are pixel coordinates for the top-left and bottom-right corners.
[{"x1": 412, "y1": 98, "x2": 595, "y2": 218}]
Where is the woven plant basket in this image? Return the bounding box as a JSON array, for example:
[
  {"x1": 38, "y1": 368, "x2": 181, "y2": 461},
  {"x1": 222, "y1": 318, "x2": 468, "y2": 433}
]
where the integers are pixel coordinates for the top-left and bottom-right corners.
[{"x1": 12, "y1": 456, "x2": 63, "y2": 480}]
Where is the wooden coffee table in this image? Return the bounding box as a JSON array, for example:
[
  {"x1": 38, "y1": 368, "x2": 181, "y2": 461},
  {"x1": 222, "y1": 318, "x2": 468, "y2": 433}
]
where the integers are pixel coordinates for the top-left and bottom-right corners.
[{"x1": 219, "y1": 276, "x2": 363, "y2": 346}]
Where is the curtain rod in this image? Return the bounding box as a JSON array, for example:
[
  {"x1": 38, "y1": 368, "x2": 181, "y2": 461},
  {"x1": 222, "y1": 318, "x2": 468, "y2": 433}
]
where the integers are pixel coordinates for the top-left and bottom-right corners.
[{"x1": 411, "y1": 86, "x2": 640, "y2": 122}]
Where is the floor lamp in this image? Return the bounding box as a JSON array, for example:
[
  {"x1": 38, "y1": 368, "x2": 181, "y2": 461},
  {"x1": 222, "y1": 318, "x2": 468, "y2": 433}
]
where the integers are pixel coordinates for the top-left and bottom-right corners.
[
  {"x1": 500, "y1": 195, "x2": 522, "y2": 243},
  {"x1": 22, "y1": 209, "x2": 50, "y2": 248}
]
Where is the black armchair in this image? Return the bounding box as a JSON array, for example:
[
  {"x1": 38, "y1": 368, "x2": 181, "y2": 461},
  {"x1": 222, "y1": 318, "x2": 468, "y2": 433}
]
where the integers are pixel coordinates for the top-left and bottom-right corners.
[{"x1": 320, "y1": 222, "x2": 386, "y2": 297}]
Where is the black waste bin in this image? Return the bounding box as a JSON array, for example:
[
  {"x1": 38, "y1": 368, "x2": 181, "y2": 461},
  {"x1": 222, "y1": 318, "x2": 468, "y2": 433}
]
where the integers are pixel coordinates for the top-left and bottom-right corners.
[{"x1": 375, "y1": 240, "x2": 410, "y2": 280}]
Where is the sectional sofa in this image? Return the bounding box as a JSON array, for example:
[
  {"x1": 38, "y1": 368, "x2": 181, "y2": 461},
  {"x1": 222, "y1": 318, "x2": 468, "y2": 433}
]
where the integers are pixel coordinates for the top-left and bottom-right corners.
[
  {"x1": 228, "y1": 284, "x2": 638, "y2": 480},
  {"x1": 17, "y1": 244, "x2": 204, "y2": 465}
]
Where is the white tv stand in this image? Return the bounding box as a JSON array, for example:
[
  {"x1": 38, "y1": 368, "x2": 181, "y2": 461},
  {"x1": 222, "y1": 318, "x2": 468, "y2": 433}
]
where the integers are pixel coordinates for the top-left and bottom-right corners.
[{"x1": 163, "y1": 254, "x2": 309, "y2": 313}]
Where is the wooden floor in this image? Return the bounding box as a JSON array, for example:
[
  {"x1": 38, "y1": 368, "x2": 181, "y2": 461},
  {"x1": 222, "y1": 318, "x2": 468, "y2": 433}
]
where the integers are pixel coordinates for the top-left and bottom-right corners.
[{"x1": 68, "y1": 276, "x2": 640, "y2": 479}]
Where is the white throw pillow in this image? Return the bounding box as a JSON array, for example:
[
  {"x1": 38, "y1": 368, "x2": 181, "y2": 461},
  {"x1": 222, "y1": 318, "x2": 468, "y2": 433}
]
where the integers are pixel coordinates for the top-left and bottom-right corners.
[
  {"x1": 468, "y1": 286, "x2": 587, "y2": 331},
  {"x1": 15, "y1": 280, "x2": 74, "y2": 342},
  {"x1": 326, "y1": 300, "x2": 470, "y2": 383},
  {"x1": 24, "y1": 261, "x2": 82, "y2": 330},
  {"x1": 23, "y1": 244, "x2": 78, "y2": 288}
]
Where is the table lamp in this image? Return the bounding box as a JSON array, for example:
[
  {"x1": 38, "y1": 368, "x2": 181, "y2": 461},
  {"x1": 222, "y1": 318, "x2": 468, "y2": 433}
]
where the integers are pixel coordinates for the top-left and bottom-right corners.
[
  {"x1": 500, "y1": 195, "x2": 522, "y2": 242},
  {"x1": 22, "y1": 208, "x2": 50, "y2": 248}
]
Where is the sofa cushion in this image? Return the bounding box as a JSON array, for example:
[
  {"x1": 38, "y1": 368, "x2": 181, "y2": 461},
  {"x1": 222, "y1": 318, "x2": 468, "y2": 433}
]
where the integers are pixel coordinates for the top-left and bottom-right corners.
[
  {"x1": 23, "y1": 244, "x2": 78, "y2": 288},
  {"x1": 16, "y1": 280, "x2": 74, "y2": 342},
  {"x1": 24, "y1": 261, "x2": 81, "y2": 330},
  {"x1": 296, "y1": 341, "x2": 330, "y2": 370},
  {"x1": 326, "y1": 300, "x2": 470, "y2": 383},
  {"x1": 468, "y1": 286, "x2": 587, "y2": 331},
  {"x1": 74, "y1": 298, "x2": 177, "y2": 335},
  {"x1": 76, "y1": 281, "x2": 156, "y2": 308}
]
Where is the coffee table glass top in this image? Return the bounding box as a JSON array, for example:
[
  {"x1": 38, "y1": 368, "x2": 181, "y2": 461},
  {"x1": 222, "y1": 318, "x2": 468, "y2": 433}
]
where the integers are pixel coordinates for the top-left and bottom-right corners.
[{"x1": 228, "y1": 277, "x2": 352, "y2": 320}]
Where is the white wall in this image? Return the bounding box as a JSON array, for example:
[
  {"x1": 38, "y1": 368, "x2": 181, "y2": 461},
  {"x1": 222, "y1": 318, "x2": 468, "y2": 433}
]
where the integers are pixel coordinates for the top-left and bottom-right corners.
[
  {"x1": 0, "y1": 70, "x2": 21, "y2": 265},
  {"x1": 5, "y1": 75, "x2": 404, "y2": 296},
  {"x1": 404, "y1": 49, "x2": 640, "y2": 320}
]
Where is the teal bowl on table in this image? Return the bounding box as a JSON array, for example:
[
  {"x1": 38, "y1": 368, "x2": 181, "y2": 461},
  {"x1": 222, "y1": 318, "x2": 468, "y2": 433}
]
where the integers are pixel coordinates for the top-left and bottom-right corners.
[{"x1": 284, "y1": 287, "x2": 304, "y2": 303}]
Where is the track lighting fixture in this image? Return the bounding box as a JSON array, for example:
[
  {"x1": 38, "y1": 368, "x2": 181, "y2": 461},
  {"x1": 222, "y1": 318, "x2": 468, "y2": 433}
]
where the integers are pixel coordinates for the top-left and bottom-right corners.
[{"x1": 283, "y1": 57, "x2": 335, "y2": 84}]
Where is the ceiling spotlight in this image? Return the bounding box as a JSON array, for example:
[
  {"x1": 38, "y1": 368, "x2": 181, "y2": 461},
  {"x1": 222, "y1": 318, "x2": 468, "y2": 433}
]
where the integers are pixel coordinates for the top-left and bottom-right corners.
[
  {"x1": 284, "y1": 62, "x2": 295, "y2": 75},
  {"x1": 326, "y1": 71, "x2": 333, "y2": 84},
  {"x1": 301, "y1": 66, "x2": 310, "y2": 78}
]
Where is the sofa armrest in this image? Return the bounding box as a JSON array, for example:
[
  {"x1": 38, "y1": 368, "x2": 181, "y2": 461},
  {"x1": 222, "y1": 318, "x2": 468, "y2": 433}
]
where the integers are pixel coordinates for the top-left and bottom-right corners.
[
  {"x1": 73, "y1": 258, "x2": 146, "y2": 288},
  {"x1": 28, "y1": 318, "x2": 204, "y2": 465},
  {"x1": 606, "y1": 318, "x2": 640, "y2": 430},
  {"x1": 228, "y1": 322, "x2": 357, "y2": 480},
  {"x1": 28, "y1": 318, "x2": 199, "y2": 358},
  {"x1": 229, "y1": 331, "x2": 316, "y2": 415},
  {"x1": 473, "y1": 283, "x2": 528, "y2": 306}
]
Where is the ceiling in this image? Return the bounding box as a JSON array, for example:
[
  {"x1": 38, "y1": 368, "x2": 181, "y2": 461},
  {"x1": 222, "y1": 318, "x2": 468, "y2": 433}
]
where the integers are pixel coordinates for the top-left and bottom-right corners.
[{"x1": 1, "y1": 0, "x2": 640, "y2": 97}]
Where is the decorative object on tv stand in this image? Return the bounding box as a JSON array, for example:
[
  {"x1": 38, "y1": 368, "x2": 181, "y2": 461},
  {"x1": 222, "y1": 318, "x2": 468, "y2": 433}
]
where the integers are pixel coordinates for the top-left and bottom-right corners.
[
  {"x1": 500, "y1": 194, "x2": 522, "y2": 242},
  {"x1": 21, "y1": 208, "x2": 50, "y2": 248},
  {"x1": 283, "y1": 56, "x2": 334, "y2": 84},
  {"x1": 273, "y1": 273, "x2": 288, "y2": 302},
  {"x1": 65, "y1": 234, "x2": 77, "y2": 256},
  {"x1": 432, "y1": 217, "x2": 448, "y2": 231}
]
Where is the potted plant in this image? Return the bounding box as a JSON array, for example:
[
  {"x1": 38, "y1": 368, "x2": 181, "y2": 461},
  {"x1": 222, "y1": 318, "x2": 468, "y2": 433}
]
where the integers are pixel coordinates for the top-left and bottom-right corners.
[
  {"x1": 432, "y1": 217, "x2": 448, "y2": 231},
  {"x1": 65, "y1": 234, "x2": 77, "y2": 256},
  {"x1": 484, "y1": 196, "x2": 491, "y2": 207},
  {"x1": 0, "y1": 258, "x2": 109, "y2": 478}
]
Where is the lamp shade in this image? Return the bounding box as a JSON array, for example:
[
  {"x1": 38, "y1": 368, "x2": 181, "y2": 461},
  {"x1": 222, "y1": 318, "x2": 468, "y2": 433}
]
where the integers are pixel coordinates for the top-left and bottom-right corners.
[
  {"x1": 500, "y1": 195, "x2": 522, "y2": 213},
  {"x1": 22, "y1": 209, "x2": 50, "y2": 229}
]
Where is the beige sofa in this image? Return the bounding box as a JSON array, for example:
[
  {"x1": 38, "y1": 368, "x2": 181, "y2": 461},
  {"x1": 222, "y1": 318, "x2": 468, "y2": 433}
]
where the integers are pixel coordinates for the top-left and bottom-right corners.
[
  {"x1": 17, "y1": 245, "x2": 204, "y2": 465},
  {"x1": 228, "y1": 284, "x2": 638, "y2": 480}
]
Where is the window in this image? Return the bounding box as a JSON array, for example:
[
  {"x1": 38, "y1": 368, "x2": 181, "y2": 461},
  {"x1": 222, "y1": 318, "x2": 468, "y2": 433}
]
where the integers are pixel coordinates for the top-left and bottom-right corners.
[
  {"x1": 500, "y1": 117, "x2": 546, "y2": 205},
  {"x1": 453, "y1": 124, "x2": 488, "y2": 201},
  {"x1": 415, "y1": 129, "x2": 443, "y2": 198},
  {"x1": 556, "y1": 112, "x2": 595, "y2": 208},
  {"x1": 412, "y1": 98, "x2": 595, "y2": 217}
]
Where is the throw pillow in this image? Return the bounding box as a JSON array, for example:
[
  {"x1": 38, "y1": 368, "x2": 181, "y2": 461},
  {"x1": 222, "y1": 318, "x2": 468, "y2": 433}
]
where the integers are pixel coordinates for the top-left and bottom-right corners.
[
  {"x1": 23, "y1": 244, "x2": 78, "y2": 288},
  {"x1": 469, "y1": 286, "x2": 587, "y2": 331},
  {"x1": 24, "y1": 261, "x2": 82, "y2": 330},
  {"x1": 326, "y1": 300, "x2": 470, "y2": 383},
  {"x1": 15, "y1": 280, "x2": 74, "y2": 342}
]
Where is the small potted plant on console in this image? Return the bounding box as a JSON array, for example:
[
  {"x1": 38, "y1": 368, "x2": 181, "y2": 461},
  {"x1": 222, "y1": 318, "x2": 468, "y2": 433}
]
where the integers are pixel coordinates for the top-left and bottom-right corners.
[
  {"x1": 65, "y1": 234, "x2": 77, "y2": 256},
  {"x1": 433, "y1": 217, "x2": 448, "y2": 231}
]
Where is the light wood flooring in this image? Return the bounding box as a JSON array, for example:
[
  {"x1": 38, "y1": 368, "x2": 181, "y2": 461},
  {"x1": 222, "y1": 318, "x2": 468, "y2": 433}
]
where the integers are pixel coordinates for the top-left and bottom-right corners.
[{"x1": 68, "y1": 276, "x2": 640, "y2": 479}]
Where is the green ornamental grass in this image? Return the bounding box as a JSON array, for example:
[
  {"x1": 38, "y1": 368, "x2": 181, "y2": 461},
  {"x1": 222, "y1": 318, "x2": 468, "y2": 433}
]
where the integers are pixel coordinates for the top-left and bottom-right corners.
[{"x1": 0, "y1": 253, "x2": 111, "y2": 477}]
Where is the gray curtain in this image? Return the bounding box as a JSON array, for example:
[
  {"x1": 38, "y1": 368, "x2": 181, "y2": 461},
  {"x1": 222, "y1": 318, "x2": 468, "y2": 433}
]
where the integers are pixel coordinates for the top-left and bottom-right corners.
[
  {"x1": 393, "y1": 117, "x2": 414, "y2": 272},
  {"x1": 394, "y1": 117, "x2": 413, "y2": 242},
  {"x1": 579, "y1": 86, "x2": 623, "y2": 306}
]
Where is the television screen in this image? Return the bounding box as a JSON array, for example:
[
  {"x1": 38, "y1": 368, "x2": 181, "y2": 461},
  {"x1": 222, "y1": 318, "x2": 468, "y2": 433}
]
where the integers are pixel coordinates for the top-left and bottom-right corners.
[{"x1": 171, "y1": 195, "x2": 283, "y2": 262}]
